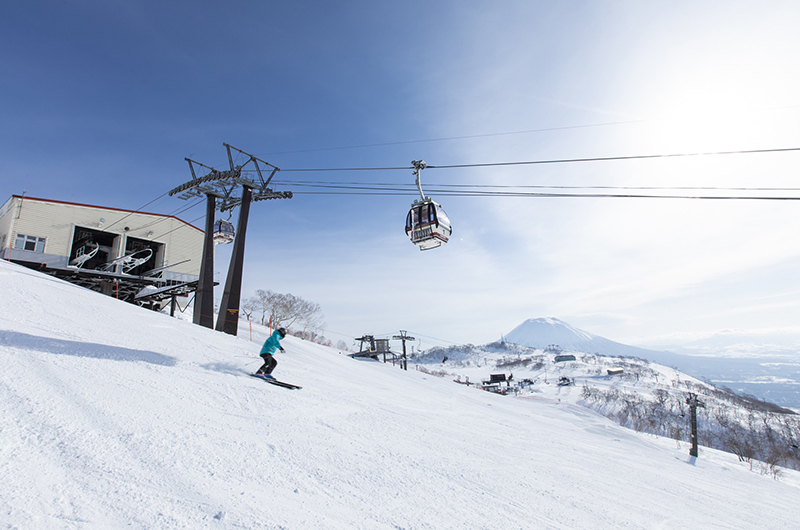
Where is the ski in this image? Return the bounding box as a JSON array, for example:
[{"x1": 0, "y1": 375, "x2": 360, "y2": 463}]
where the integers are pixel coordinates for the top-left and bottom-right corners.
[{"x1": 250, "y1": 373, "x2": 302, "y2": 390}]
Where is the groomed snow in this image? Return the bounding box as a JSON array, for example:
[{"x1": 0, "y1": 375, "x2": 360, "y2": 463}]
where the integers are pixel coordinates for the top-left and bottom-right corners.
[{"x1": 1, "y1": 260, "x2": 797, "y2": 529}]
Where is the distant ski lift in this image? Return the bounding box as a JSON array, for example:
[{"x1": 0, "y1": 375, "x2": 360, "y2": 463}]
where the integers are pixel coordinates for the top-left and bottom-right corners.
[
  {"x1": 405, "y1": 160, "x2": 452, "y2": 251},
  {"x1": 213, "y1": 219, "x2": 235, "y2": 244}
]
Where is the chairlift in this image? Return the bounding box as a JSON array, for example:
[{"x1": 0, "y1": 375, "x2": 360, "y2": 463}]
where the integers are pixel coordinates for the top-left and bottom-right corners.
[
  {"x1": 213, "y1": 219, "x2": 235, "y2": 244},
  {"x1": 100, "y1": 248, "x2": 153, "y2": 274},
  {"x1": 404, "y1": 160, "x2": 452, "y2": 250},
  {"x1": 121, "y1": 248, "x2": 153, "y2": 274},
  {"x1": 69, "y1": 242, "x2": 99, "y2": 268}
]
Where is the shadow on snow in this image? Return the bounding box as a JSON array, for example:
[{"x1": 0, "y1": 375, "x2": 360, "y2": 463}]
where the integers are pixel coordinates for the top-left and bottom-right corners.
[{"x1": 0, "y1": 330, "x2": 176, "y2": 366}]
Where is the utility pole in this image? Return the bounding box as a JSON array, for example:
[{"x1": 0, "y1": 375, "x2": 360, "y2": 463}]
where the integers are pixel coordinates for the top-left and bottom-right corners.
[
  {"x1": 686, "y1": 392, "x2": 706, "y2": 457},
  {"x1": 393, "y1": 330, "x2": 415, "y2": 371}
]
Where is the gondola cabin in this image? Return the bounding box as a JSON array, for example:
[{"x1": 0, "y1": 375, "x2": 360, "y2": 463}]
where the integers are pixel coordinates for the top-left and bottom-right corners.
[
  {"x1": 405, "y1": 200, "x2": 452, "y2": 250},
  {"x1": 213, "y1": 219, "x2": 235, "y2": 244}
]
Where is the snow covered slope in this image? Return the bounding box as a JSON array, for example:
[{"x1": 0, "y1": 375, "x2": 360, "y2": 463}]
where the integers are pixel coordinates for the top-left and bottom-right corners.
[
  {"x1": 504, "y1": 318, "x2": 800, "y2": 409},
  {"x1": 1, "y1": 260, "x2": 798, "y2": 529},
  {"x1": 414, "y1": 341, "x2": 799, "y2": 471}
]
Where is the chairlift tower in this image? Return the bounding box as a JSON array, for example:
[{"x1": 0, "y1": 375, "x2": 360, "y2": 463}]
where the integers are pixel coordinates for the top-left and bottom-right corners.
[
  {"x1": 169, "y1": 143, "x2": 292, "y2": 335},
  {"x1": 685, "y1": 392, "x2": 706, "y2": 457},
  {"x1": 392, "y1": 330, "x2": 415, "y2": 371}
]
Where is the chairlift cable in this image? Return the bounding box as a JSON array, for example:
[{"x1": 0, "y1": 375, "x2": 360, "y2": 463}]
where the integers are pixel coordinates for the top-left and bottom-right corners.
[
  {"x1": 103, "y1": 191, "x2": 171, "y2": 231},
  {"x1": 277, "y1": 180, "x2": 800, "y2": 192},
  {"x1": 403, "y1": 330, "x2": 460, "y2": 347},
  {"x1": 255, "y1": 103, "x2": 800, "y2": 156},
  {"x1": 281, "y1": 182, "x2": 800, "y2": 197},
  {"x1": 278, "y1": 165, "x2": 411, "y2": 172},
  {"x1": 257, "y1": 120, "x2": 653, "y2": 155},
  {"x1": 287, "y1": 189, "x2": 800, "y2": 200},
  {"x1": 129, "y1": 197, "x2": 206, "y2": 232},
  {"x1": 274, "y1": 146, "x2": 800, "y2": 174},
  {"x1": 150, "y1": 214, "x2": 206, "y2": 241},
  {"x1": 425, "y1": 147, "x2": 800, "y2": 169}
]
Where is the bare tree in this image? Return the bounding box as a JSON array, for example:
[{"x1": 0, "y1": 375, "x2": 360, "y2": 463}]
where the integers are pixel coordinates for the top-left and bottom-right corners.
[
  {"x1": 241, "y1": 296, "x2": 259, "y2": 322},
  {"x1": 296, "y1": 299, "x2": 326, "y2": 336},
  {"x1": 253, "y1": 289, "x2": 325, "y2": 335},
  {"x1": 255, "y1": 289, "x2": 276, "y2": 325}
]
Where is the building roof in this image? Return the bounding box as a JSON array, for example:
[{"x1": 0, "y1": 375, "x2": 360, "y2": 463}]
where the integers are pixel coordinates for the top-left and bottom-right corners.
[{"x1": 8, "y1": 195, "x2": 203, "y2": 233}]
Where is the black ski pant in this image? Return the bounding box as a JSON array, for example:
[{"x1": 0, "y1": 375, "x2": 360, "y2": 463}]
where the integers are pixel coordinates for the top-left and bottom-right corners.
[{"x1": 257, "y1": 353, "x2": 278, "y2": 375}]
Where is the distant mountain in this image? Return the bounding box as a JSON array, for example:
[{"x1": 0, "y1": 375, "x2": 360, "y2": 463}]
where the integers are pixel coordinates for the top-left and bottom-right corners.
[
  {"x1": 416, "y1": 338, "x2": 799, "y2": 471},
  {"x1": 635, "y1": 327, "x2": 800, "y2": 359},
  {"x1": 504, "y1": 318, "x2": 670, "y2": 360},
  {"x1": 503, "y1": 318, "x2": 800, "y2": 409}
]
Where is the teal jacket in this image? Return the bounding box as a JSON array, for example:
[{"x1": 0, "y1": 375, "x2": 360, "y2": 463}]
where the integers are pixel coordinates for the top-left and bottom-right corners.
[{"x1": 260, "y1": 329, "x2": 284, "y2": 355}]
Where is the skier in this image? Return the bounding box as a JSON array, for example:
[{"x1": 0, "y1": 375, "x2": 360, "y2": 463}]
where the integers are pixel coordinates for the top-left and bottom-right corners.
[{"x1": 255, "y1": 327, "x2": 287, "y2": 379}]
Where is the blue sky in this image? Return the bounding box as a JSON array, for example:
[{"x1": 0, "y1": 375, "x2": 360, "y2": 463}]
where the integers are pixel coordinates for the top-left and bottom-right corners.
[{"x1": 4, "y1": 1, "x2": 800, "y2": 350}]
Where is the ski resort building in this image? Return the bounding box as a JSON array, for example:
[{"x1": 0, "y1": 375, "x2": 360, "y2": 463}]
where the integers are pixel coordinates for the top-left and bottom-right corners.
[{"x1": 0, "y1": 195, "x2": 204, "y2": 307}]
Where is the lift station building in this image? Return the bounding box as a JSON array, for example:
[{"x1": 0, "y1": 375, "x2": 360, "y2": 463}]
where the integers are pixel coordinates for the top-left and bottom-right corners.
[{"x1": 0, "y1": 195, "x2": 204, "y2": 306}]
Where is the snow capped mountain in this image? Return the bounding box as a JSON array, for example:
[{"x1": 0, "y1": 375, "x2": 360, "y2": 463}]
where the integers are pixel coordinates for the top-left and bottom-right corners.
[
  {"x1": 501, "y1": 318, "x2": 800, "y2": 409},
  {"x1": 2, "y1": 261, "x2": 799, "y2": 529},
  {"x1": 504, "y1": 317, "x2": 666, "y2": 358}
]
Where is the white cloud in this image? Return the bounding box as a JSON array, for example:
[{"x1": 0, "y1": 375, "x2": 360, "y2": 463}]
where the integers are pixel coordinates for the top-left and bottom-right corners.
[{"x1": 405, "y1": 2, "x2": 800, "y2": 343}]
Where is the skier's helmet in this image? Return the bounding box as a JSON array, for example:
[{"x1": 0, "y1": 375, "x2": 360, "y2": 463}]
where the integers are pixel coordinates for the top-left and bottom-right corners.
[{"x1": 278, "y1": 327, "x2": 287, "y2": 338}]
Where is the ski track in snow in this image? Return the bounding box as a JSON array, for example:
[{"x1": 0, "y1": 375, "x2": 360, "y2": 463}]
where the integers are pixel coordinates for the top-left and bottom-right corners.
[{"x1": 1, "y1": 259, "x2": 798, "y2": 529}]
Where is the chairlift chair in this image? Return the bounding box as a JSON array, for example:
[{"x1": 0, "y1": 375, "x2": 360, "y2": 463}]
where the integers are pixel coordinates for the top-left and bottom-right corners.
[
  {"x1": 99, "y1": 248, "x2": 153, "y2": 274},
  {"x1": 405, "y1": 201, "x2": 452, "y2": 250},
  {"x1": 69, "y1": 242, "x2": 99, "y2": 268},
  {"x1": 121, "y1": 248, "x2": 153, "y2": 274},
  {"x1": 405, "y1": 160, "x2": 452, "y2": 250},
  {"x1": 213, "y1": 219, "x2": 235, "y2": 244}
]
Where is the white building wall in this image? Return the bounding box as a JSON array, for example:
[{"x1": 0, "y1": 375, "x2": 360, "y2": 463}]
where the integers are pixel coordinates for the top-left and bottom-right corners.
[
  {"x1": 0, "y1": 196, "x2": 203, "y2": 280},
  {"x1": 0, "y1": 196, "x2": 18, "y2": 255}
]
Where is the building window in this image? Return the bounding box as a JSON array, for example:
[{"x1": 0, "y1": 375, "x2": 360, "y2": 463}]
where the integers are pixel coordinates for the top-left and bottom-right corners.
[{"x1": 14, "y1": 234, "x2": 46, "y2": 253}]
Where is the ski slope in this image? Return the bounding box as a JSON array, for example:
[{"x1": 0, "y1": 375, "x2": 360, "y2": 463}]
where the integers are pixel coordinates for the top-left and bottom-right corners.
[{"x1": 1, "y1": 259, "x2": 797, "y2": 529}]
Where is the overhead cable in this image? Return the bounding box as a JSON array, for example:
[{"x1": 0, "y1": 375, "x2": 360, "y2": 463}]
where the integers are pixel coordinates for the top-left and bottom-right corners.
[
  {"x1": 426, "y1": 147, "x2": 800, "y2": 169},
  {"x1": 279, "y1": 180, "x2": 800, "y2": 192},
  {"x1": 284, "y1": 186, "x2": 800, "y2": 200},
  {"x1": 259, "y1": 119, "x2": 652, "y2": 155},
  {"x1": 103, "y1": 191, "x2": 171, "y2": 231},
  {"x1": 258, "y1": 103, "x2": 800, "y2": 156},
  {"x1": 151, "y1": 214, "x2": 206, "y2": 241},
  {"x1": 275, "y1": 146, "x2": 800, "y2": 173}
]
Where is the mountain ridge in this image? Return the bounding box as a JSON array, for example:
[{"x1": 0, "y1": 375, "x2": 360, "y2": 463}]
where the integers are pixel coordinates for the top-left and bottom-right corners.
[
  {"x1": 499, "y1": 317, "x2": 800, "y2": 409},
  {"x1": 504, "y1": 317, "x2": 672, "y2": 360}
]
